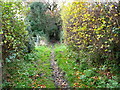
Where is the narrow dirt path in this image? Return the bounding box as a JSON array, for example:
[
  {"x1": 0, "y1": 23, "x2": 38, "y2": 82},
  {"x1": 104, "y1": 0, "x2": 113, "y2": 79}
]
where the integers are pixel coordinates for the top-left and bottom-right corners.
[{"x1": 50, "y1": 45, "x2": 69, "y2": 88}]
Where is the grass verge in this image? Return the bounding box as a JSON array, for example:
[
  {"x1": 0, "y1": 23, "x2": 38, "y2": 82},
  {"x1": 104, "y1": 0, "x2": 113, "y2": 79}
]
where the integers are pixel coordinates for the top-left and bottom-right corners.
[
  {"x1": 3, "y1": 46, "x2": 55, "y2": 88},
  {"x1": 54, "y1": 43, "x2": 120, "y2": 88}
]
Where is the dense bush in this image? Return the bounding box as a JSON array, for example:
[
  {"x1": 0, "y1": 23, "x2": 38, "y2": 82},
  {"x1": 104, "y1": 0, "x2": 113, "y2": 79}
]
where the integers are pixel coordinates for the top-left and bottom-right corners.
[
  {"x1": 1, "y1": 1, "x2": 35, "y2": 86},
  {"x1": 61, "y1": 1, "x2": 120, "y2": 63},
  {"x1": 27, "y1": 2, "x2": 47, "y2": 36},
  {"x1": 1, "y1": 1, "x2": 30, "y2": 63},
  {"x1": 27, "y1": 2, "x2": 61, "y2": 42}
]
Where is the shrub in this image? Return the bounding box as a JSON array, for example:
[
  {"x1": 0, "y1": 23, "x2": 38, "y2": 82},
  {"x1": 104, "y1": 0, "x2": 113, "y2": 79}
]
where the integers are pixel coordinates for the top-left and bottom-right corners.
[
  {"x1": 1, "y1": 1, "x2": 29, "y2": 62},
  {"x1": 61, "y1": 1, "x2": 120, "y2": 62}
]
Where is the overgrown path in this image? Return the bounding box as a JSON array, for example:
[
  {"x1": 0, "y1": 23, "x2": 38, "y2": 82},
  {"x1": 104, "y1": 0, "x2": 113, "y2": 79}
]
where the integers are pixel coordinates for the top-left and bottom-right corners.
[
  {"x1": 50, "y1": 44, "x2": 69, "y2": 88},
  {"x1": 3, "y1": 44, "x2": 120, "y2": 88}
]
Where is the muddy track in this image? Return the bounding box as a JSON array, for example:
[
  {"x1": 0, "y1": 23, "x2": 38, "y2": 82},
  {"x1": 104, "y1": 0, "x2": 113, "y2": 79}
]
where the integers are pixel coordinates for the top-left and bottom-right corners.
[{"x1": 50, "y1": 45, "x2": 69, "y2": 88}]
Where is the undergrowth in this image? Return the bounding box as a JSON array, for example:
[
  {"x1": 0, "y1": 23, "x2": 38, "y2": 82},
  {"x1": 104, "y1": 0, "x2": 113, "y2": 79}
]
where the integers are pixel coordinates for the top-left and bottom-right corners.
[
  {"x1": 54, "y1": 44, "x2": 120, "y2": 88},
  {"x1": 3, "y1": 44, "x2": 120, "y2": 88},
  {"x1": 3, "y1": 46, "x2": 55, "y2": 88}
]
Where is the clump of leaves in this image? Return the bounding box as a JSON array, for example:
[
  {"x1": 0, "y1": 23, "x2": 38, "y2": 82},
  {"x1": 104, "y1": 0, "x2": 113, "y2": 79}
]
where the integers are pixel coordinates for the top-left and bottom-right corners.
[{"x1": 61, "y1": 1, "x2": 120, "y2": 63}]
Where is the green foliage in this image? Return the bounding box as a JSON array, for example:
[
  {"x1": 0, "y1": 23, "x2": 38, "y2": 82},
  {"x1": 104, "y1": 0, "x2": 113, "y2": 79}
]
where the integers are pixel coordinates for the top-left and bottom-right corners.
[
  {"x1": 3, "y1": 46, "x2": 55, "y2": 88},
  {"x1": 27, "y1": 2, "x2": 47, "y2": 36},
  {"x1": 1, "y1": 1, "x2": 120, "y2": 89},
  {"x1": 54, "y1": 44, "x2": 120, "y2": 88},
  {"x1": 1, "y1": 1, "x2": 30, "y2": 61},
  {"x1": 27, "y1": 2, "x2": 61, "y2": 42},
  {"x1": 1, "y1": 1, "x2": 35, "y2": 88}
]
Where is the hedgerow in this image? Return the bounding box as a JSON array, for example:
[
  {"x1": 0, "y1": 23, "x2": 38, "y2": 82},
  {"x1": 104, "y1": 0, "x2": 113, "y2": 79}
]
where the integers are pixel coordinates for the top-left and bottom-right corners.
[
  {"x1": 1, "y1": 1, "x2": 30, "y2": 62},
  {"x1": 61, "y1": 1, "x2": 120, "y2": 63},
  {"x1": 1, "y1": 1, "x2": 34, "y2": 86}
]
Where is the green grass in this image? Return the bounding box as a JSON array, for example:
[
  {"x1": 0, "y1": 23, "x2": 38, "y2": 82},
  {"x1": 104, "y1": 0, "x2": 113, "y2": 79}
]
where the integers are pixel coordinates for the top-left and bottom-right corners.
[
  {"x1": 3, "y1": 46, "x2": 55, "y2": 88},
  {"x1": 3, "y1": 44, "x2": 120, "y2": 88},
  {"x1": 54, "y1": 44, "x2": 77, "y2": 87},
  {"x1": 54, "y1": 44, "x2": 120, "y2": 88}
]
